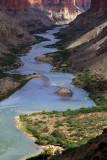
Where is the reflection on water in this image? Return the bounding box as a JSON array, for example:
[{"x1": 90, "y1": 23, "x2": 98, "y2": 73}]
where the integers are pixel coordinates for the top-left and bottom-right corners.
[{"x1": 0, "y1": 26, "x2": 96, "y2": 160}]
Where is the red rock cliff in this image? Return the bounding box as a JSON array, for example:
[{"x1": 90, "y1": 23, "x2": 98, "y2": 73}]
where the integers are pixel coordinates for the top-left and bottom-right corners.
[
  {"x1": 91, "y1": 0, "x2": 107, "y2": 12},
  {"x1": 29, "y1": 0, "x2": 91, "y2": 10},
  {"x1": 0, "y1": 0, "x2": 91, "y2": 11},
  {"x1": 76, "y1": 0, "x2": 91, "y2": 10},
  {"x1": 0, "y1": 0, "x2": 30, "y2": 11},
  {"x1": 28, "y1": 0, "x2": 91, "y2": 23}
]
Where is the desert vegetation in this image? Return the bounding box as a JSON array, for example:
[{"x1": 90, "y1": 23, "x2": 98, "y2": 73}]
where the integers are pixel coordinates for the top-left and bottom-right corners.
[
  {"x1": 19, "y1": 106, "x2": 107, "y2": 151},
  {"x1": 72, "y1": 72, "x2": 107, "y2": 106}
]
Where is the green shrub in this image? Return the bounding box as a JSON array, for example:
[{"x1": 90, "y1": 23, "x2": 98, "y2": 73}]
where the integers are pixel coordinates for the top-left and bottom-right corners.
[
  {"x1": 52, "y1": 129, "x2": 65, "y2": 140},
  {"x1": 43, "y1": 126, "x2": 49, "y2": 132},
  {"x1": 55, "y1": 148, "x2": 60, "y2": 155},
  {"x1": 26, "y1": 148, "x2": 52, "y2": 160}
]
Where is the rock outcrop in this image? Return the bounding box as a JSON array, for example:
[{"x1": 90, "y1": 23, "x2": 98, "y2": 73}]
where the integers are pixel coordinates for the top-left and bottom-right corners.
[
  {"x1": 57, "y1": 0, "x2": 107, "y2": 75},
  {"x1": 55, "y1": 88, "x2": 72, "y2": 97}
]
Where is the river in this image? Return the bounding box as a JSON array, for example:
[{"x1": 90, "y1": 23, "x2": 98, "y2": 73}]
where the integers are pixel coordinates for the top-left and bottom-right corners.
[{"x1": 0, "y1": 26, "x2": 96, "y2": 160}]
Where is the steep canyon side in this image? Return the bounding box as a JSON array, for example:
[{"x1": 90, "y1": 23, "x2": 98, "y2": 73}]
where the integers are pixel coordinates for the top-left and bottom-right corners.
[
  {"x1": 0, "y1": 0, "x2": 53, "y2": 99},
  {"x1": 57, "y1": 0, "x2": 107, "y2": 75},
  {"x1": 0, "y1": 0, "x2": 53, "y2": 70}
]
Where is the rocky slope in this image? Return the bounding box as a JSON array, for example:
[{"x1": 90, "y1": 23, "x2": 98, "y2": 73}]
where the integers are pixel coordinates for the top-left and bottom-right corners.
[
  {"x1": 0, "y1": 0, "x2": 53, "y2": 71},
  {"x1": 57, "y1": 0, "x2": 107, "y2": 75},
  {"x1": 0, "y1": 0, "x2": 53, "y2": 32},
  {"x1": 0, "y1": 9, "x2": 35, "y2": 70},
  {"x1": 30, "y1": 0, "x2": 91, "y2": 23},
  {"x1": 0, "y1": 0, "x2": 53, "y2": 101}
]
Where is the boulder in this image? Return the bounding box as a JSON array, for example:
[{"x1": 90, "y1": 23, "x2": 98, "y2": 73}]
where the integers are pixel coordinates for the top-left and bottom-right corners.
[{"x1": 55, "y1": 88, "x2": 72, "y2": 97}]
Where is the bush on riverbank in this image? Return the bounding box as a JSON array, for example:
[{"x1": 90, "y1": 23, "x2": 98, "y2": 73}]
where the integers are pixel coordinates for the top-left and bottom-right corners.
[{"x1": 9, "y1": 44, "x2": 32, "y2": 55}]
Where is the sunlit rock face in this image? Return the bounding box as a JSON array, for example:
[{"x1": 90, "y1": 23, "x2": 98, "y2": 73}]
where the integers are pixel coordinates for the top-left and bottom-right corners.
[
  {"x1": 29, "y1": 0, "x2": 42, "y2": 6},
  {"x1": 91, "y1": 0, "x2": 107, "y2": 12},
  {"x1": 28, "y1": 0, "x2": 91, "y2": 23}
]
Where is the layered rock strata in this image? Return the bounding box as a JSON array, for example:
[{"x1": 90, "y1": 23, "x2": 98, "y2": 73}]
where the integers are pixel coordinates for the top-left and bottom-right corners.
[{"x1": 29, "y1": 0, "x2": 91, "y2": 23}]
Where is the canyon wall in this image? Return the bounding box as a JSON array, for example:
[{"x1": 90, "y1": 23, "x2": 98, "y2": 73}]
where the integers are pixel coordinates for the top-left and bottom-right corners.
[
  {"x1": 0, "y1": 0, "x2": 53, "y2": 71},
  {"x1": 91, "y1": 0, "x2": 107, "y2": 12},
  {"x1": 31, "y1": 0, "x2": 90, "y2": 10},
  {"x1": 28, "y1": 0, "x2": 91, "y2": 23},
  {"x1": 0, "y1": 0, "x2": 30, "y2": 11},
  {"x1": 0, "y1": 0, "x2": 53, "y2": 35},
  {"x1": 57, "y1": 0, "x2": 107, "y2": 75},
  {"x1": 76, "y1": 0, "x2": 91, "y2": 10}
]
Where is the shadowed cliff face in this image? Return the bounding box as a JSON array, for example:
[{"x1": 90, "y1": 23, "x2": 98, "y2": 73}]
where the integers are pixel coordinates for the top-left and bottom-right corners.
[
  {"x1": 0, "y1": 0, "x2": 30, "y2": 11},
  {"x1": 28, "y1": 0, "x2": 91, "y2": 23},
  {"x1": 91, "y1": 0, "x2": 107, "y2": 12},
  {"x1": 76, "y1": 0, "x2": 91, "y2": 10},
  {"x1": 57, "y1": 0, "x2": 107, "y2": 75}
]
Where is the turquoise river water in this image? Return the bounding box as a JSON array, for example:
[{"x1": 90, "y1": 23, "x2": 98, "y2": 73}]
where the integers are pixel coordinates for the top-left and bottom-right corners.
[{"x1": 0, "y1": 26, "x2": 96, "y2": 160}]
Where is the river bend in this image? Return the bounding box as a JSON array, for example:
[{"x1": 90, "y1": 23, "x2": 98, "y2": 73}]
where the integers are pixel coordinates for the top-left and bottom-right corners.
[{"x1": 0, "y1": 26, "x2": 96, "y2": 160}]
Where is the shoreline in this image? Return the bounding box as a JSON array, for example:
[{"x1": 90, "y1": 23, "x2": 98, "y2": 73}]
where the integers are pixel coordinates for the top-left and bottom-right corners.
[
  {"x1": 15, "y1": 115, "x2": 63, "y2": 160},
  {"x1": 15, "y1": 116, "x2": 37, "y2": 142},
  {"x1": 0, "y1": 29, "x2": 51, "y2": 102},
  {"x1": 0, "y1": 74, "x2": 43, "y2": 102},
  {"x1": 1, "y1": 24, "x2": 106, "y2": 160},
  {"x1": 16, "y1": 107, "x2": 107, "y2": 160},
  {"x1": 35, "y1": 36, "x2": 107, "y2": 106},
  {"x1": 15, "y1": 115, "x2": 63, "y2": 150}
]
